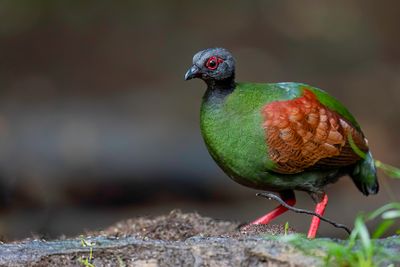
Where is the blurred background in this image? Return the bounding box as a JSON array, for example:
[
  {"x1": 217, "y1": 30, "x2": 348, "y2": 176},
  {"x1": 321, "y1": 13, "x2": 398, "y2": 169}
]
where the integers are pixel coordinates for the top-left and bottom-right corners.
[{"x1": 0, "y1": 0, "x2": 398, "y2": 240}]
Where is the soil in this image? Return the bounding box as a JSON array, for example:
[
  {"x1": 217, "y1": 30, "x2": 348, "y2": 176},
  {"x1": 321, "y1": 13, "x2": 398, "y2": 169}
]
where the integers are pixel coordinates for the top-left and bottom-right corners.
[
  {"x1": 0, "y1": 210, "x2": 398, "y2": 266},
  {"x1": 96, "y1": 209, "x2": 294, "y2": 240}
]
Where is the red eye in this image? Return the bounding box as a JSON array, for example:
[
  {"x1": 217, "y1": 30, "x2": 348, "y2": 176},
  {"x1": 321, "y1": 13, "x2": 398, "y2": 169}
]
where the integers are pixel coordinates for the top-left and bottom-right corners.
[{"x1": 205, "y1": 56, "x2": 223, "y2": 70}]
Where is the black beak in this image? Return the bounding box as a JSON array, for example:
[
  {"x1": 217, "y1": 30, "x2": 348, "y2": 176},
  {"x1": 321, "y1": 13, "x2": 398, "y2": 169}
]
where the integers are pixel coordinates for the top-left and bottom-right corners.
[{"x1": 184, "y1": 65, "x2": 200, "y2": 81}]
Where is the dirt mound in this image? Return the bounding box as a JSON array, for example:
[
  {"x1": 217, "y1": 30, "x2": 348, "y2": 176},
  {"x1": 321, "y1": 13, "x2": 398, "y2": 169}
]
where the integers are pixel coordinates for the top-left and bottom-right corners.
[{"x1": 96, "y1": 210, "x2": 292, "y2": 241}]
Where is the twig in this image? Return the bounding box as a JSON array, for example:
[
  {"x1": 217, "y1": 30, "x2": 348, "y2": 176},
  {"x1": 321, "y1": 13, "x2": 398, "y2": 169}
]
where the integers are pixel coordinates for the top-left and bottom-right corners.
[{"x1": 256, "y1": 192, "x2": 352, "y2": 235}]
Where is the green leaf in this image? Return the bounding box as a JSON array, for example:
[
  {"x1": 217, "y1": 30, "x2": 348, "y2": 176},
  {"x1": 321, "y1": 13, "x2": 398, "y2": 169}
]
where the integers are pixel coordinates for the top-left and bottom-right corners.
[
  {"x1": 354, "y1": 216, "x2": 372, "y2": 256},
  {"x1": 372, "y1": 220, "x2": 394, "y2": 239},
  {"x1": 375, "y1": 160, "x2": 400, "y2": 179},
  {"x1": 284, "y1": 221, "x2": 289, "y2": 236},
  {"x1": 381, "y1": 210, "x2": 400, "y2": 220},
  {"x1": 367, "y1": 203, "x2": 400, "y2": 221}
]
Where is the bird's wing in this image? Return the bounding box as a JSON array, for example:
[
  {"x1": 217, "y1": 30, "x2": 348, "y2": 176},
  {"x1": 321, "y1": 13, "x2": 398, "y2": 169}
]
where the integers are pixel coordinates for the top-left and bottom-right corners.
[{"x1": 261, "y1": 89, "x2": 368, "y2": 174}]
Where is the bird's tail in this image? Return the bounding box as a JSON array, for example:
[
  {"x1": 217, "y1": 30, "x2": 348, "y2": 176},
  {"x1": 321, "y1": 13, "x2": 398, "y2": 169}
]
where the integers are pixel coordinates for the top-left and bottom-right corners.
[
  {"x1": 351, "y1": 151, "x2": 379, "y2": 196},
  {"x1": 348, "y1": 133, "x2": 400, "y2": 195}
]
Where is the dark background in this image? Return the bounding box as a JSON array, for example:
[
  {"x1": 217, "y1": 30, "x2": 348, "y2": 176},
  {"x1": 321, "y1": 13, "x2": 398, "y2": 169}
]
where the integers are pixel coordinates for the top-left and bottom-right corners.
[{"x1": 0, "y1": 0, "x2": 398, "y2": 240}]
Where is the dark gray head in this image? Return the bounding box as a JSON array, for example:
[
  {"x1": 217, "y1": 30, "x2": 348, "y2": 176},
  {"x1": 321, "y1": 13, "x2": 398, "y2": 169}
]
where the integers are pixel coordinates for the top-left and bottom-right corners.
[{"x1": 184, "y1": 48, "x2": 235, "y2": 86}]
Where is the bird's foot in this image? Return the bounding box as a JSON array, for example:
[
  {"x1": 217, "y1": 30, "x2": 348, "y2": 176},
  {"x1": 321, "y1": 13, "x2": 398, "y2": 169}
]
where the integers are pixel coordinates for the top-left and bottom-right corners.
[{"x1": 258, "y1": 192, "x2": 351, "y2": 237}]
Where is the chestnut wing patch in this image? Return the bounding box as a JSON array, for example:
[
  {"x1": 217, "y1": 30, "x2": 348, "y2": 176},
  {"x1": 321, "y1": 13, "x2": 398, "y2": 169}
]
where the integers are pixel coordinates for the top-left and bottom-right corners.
[{"x1": 262, "y1": 90, "x2": 368, "y2": 174}]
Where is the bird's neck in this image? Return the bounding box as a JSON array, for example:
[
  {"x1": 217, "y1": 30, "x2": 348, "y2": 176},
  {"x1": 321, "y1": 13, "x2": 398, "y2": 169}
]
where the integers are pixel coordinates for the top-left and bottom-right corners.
[{"x1": 204, "y1": 76, "x2": 236, "y2": 102}]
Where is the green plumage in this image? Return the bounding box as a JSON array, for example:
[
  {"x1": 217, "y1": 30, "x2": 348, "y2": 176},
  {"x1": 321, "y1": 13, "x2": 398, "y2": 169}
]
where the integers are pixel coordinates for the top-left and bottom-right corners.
[{"x1": 200, "y1": 82, "x2": 376, "y2": 194}]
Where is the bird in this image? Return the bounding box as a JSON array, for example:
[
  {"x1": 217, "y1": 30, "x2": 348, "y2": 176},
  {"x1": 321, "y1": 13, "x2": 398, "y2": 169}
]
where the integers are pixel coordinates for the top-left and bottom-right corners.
[{"x1": 184, "y1": 47, "x2": 378, "y2": 238}]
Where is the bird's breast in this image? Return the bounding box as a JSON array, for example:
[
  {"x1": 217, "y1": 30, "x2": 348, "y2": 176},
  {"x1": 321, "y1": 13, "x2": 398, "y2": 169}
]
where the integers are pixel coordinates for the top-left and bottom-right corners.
[{"x1": 200, "y1": 96, "x2": 271, "y2": 186}]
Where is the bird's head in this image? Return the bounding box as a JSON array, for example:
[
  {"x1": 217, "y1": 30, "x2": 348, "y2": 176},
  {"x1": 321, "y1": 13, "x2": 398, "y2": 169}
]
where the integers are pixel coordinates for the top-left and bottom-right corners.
[{"x1": 184, "y1": 48, "x2": 235, "y2": 86}]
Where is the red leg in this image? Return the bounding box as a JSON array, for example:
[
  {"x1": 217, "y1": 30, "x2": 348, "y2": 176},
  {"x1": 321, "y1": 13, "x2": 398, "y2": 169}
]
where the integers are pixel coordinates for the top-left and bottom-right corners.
[
  {"x1": 307, "y1": 193, "x2": 328, "y2": 239},
  {"x1": 251, "y1": 191, "x2": 296, "y2": 225}
]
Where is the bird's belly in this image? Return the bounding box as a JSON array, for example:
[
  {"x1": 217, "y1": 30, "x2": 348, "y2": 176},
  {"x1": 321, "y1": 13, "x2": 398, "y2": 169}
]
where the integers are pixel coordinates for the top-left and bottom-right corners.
[
  {"x1": 201, "y1": 117, "x2": 344, "y2": 192},
  {"x1": 206, "y1": 140, "x2": 344, "y2": 193}
]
